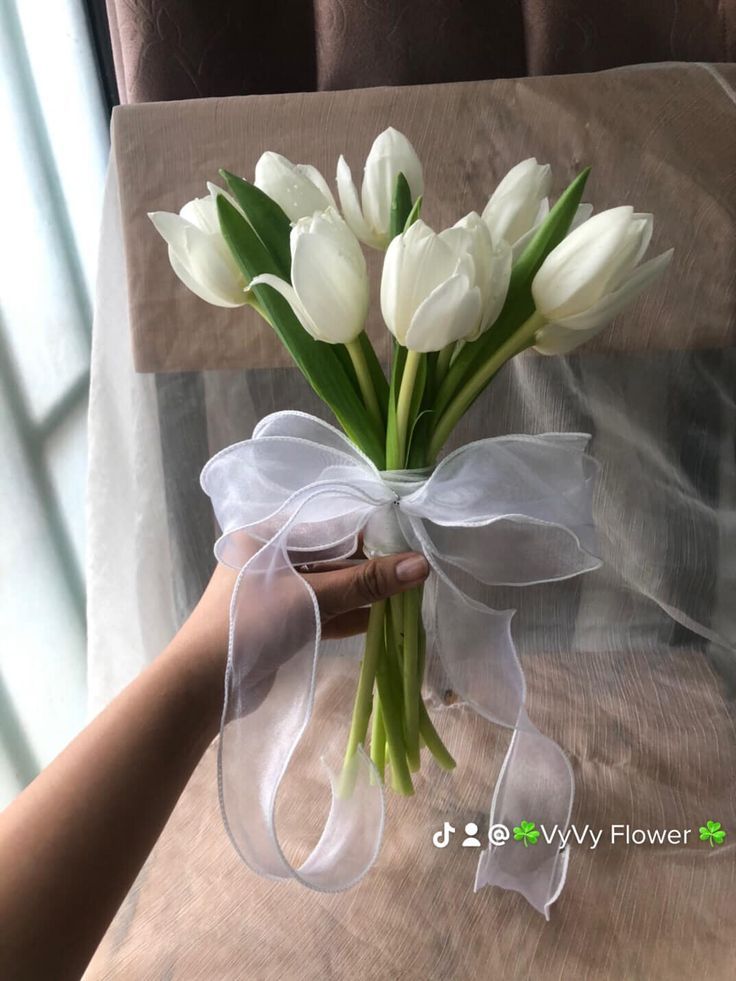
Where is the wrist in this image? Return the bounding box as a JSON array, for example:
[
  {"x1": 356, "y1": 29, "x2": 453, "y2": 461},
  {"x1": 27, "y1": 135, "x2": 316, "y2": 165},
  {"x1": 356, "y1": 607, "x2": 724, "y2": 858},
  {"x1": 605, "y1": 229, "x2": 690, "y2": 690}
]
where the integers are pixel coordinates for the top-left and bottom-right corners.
[{"x1": 158, "y1": 627, "x2": 227, "y2": 749}]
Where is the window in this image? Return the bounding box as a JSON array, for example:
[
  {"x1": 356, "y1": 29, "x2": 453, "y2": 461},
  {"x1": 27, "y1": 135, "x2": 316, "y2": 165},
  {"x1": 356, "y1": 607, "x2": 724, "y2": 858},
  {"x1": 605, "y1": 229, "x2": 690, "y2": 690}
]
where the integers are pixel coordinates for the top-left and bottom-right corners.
[{"x1": 0, "y1": 0, "x2": 108, "y2": 806}]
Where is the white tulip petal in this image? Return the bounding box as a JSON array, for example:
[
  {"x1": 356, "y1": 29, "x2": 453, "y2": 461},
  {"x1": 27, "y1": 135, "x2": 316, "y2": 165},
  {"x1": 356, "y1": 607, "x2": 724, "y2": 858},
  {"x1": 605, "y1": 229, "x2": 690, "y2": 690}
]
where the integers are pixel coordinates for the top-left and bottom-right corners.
[
  {"x1": 295, "y1": 164, "x2": 337, "y2": 210},
  {"x1": 533, "y1": 320, "x2": 604, "y2": 356},
  {"x1": 570, "y1": 202, "x2": 594, "y2": 231},
  {"x1": 148, "y1": 210, "x2": 189, "y2": 253},
  {"x1": 389, "y1": 128, "x2": 423, "y2": 198},
  {"x1": 506, "y1": 197, "x2": 550, "y2": 259},
  {"x1": 319, "y1": 206, "x2": 367, "y2": 262},
  {"x1": 380, "y1": 233, "x2": 406, "y2": 340},
  {"x1": 361, "y1": 151, "x2": 401, "y2": 241},
  {"x1": 482, "y1": 158, "x2": 551, "y2": 246},
  {"x1": 611, "y1": 213, "x2": 654, "y2": 278},
  {"x1": 439, "y1": 224, "x2": 475, "y2": 263},
  {"x1": 511, "y1": 201, "x2": 589, "y2": 262},
  {"x1": 381, "y1": 220, "x2": 437, "y2": 336},
  {"x1": 291, "y1": 225, "x2": 368, "y2": 343},
  {"x1": 254, "y1": 151, "x2": 333, "y2": 222},
  {"x1": 336, "y1": 155, "x2": 380, "y2": 248},
  {"x1": 405, "y1": 275, "x2": 482, "y2": 352},
  {"x1": 404, "y1": 234, "x2": 460, "y2": 331},
  {"x1": 168, "y1": 247, "x2": 242, "y2": 307},
  {"x1": 150, "y1": 210, "x2": 247, "y2": 306},
  {"x1": 254, "y1": 151, "x2": 288, "y2": 187},
  {"x1": 509, "y1": 225, "x2": 536, "y2": 261},
  {"x1": 606, "y1": 212, "x2": 654, "y2": 291},
  {"x1": 180, "y1": 195, "x2": 221, "y2": 235},
  {"x1": 478, "y1": 240, "x2": 513, "y2": 332},
  {"x1": 339, "y1": 128, "x2": 422, "y2": 250},
  {"x1": 532, "y1": 206, "x2": 635, "y2": 319},
  {"x1": 532, "y1": 196, "x2": 551, "y2": 228},
  {"x1": 361, "y1": 129, "x2": 423, "y2": 240},
  {"x1": 443, "y1": 213, "x2": 511, "y2": 335},
  {"x1": 631, "y1": 213, "x2": 654, "y2": 264},
  {"x1": 206, "y1": 181, "x2": 242, "y2": 216},
  {"x1": 249, "y1": 272, "x2": 321, "y2": 339},
  {"x1": 183, "y1": 226, "x2": 248, "y2": 306},
  {"x1": 367, "y1": 127, "x2": 423, "y2": 199},
  {"x1": 553, "y1": 248, "x2": 674, "y2": 333}
]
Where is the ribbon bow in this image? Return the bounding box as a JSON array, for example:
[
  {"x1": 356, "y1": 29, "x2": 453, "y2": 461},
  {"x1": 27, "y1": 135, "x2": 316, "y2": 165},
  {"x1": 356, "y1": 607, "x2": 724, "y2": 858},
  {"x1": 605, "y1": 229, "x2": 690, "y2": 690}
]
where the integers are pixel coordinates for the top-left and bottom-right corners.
[{"x1": 201, "y1": 410, "x2": 600, "y2": 916}]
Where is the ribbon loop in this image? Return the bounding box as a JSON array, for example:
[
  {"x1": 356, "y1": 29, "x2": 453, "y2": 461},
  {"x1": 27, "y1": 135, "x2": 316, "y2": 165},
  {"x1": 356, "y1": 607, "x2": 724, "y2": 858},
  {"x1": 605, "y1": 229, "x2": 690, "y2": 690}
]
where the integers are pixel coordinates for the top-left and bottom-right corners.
[{"x1": 201, "y1": 411, "x2": 601, "y2": 913}]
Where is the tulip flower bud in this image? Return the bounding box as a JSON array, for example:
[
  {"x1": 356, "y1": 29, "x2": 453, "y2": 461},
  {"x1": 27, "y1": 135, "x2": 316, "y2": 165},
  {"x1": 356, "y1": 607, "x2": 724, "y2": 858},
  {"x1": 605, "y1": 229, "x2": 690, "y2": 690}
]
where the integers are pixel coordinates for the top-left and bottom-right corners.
[
  {"x1": 337, "y1": 127, "x2": 423, "y2": 250},
  {"x1": 380, "y1": 219, "x2": 486, "y2": 352},
  {"x1": 482, "y1": 158, "x2": 552, "y2": 258},
  {"x1": 148, "y1": 183, "x2": 248, "y2": 307},
  {"x1": 531, "y1": 206, "x2": 673, "y2": 355},
  {"x1": 254, "y1": 152, "x2": 336, "y2": 223},
  {"x1": 443, "y1": 213, "x2": 512, "y2": 340},
  {"x1": 249, "y1": 208, "x2": 369, "y2": 344}
]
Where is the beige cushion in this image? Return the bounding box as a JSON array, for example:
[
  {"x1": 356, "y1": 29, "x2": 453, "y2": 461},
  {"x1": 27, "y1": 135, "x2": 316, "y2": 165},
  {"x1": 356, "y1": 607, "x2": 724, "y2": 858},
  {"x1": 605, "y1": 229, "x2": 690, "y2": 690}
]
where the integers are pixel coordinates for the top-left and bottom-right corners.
[{"x1": 112, "y1": 62, "x2": 736, "y2": 373}]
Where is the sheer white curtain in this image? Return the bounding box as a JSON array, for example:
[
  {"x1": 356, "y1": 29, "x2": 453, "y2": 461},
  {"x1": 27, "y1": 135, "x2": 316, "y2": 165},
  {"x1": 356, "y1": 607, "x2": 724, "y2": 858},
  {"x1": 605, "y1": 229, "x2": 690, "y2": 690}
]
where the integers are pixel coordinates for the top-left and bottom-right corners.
[{"x1": 0, "y1": 0, "x2": 108, "y2": 807}]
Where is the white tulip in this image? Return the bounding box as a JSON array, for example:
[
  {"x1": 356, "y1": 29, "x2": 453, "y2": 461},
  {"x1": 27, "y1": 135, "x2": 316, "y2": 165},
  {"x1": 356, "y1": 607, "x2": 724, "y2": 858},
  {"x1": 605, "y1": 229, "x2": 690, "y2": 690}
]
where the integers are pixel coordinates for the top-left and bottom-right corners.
[
  {"x1": 531, "y1": 206, "x2": 673, "y2": 355},
  {"x1": 440, "y1": 212, "x2": 512, "y2": 340},
  {"x1": 380, "y1": 219, "x2": 487, "y2": 353},
  {"x1": 148, "y1": 183, "x2": 248, "y2": 307},
  {"x1": 337, "y1": 127, "x2": 423, "y2": 250},
  {"x1": 254, "y1": 151, "x2": 336, "y2": 223},
  {"x1": 249, "y1": 208, "x2": 368, "y2": 344},
  {"x1": 482, "y1": 158, "x2": 551, "y2": 258}
]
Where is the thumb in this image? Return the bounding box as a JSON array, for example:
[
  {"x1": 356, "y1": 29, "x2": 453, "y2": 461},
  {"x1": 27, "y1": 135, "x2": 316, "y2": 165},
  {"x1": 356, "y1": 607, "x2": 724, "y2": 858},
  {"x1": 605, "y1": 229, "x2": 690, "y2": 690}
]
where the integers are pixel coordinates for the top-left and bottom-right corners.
[{"x1": 307, "y1": 552, "x2": 430, "y2": 620}]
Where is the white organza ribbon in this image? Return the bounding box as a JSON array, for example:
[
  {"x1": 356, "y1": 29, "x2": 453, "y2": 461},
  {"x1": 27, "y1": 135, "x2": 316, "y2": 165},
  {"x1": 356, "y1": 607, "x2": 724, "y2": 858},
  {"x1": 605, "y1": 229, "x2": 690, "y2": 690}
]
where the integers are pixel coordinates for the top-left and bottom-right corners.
[{"x1": 201, "y1": 410, "x2": 601, "y2": 917}]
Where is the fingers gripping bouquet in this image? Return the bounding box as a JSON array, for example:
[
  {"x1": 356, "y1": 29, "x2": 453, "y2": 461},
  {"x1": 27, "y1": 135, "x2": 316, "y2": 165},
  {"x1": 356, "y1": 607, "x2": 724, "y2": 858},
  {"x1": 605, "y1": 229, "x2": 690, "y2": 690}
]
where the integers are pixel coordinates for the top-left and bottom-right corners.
[{"x1": 151, "y1": 128, "x2": 671, "y2": 914}]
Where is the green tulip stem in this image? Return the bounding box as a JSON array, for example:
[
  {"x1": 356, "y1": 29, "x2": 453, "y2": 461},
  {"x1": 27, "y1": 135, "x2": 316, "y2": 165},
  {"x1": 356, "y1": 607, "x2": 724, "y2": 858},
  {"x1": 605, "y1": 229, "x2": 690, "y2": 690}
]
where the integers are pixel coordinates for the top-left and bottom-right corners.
[
  {"x1": 346, "y1": 337, "x2": 384, "y2": 433},
  {"x1": 339, "y1": 600, "x2": 386, "y2": 797},
  {"x1": 369, "y1": 689, "x2": 386, "y2": 784},
  {"x1": 395, "y1": 349, "x2": 421, "y2": 465},
  {"x1": 418, "y1": 700, "x2": 456, "y2": 770},
  {"x1": 428, "y1": 311, "x2": 546, "y2": 459},
  {"x1": 434, "y1": 343, "x2": 454, "y2": 387},
  {"x1": 402, "y1": 587, "x2": 422, "y2": 770}
]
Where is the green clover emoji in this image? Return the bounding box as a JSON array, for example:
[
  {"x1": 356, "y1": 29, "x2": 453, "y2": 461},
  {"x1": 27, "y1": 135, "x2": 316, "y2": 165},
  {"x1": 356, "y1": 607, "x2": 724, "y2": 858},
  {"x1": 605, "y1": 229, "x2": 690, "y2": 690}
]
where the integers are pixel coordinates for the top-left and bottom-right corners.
[
  {"x1": 513, "y1": 820, "x2": 540, "y2": 847},
  {"x1": 699, "y1": 820, "x2": 727, "y2": 847}
]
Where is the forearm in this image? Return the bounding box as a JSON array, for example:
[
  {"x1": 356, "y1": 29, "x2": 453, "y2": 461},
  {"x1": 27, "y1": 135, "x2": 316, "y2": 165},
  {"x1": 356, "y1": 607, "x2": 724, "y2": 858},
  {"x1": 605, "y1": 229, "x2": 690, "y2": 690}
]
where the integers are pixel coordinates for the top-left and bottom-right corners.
[
  {"x1": 0, "y1": 628, "x2": 224, "y2": 981},
  {"x1": 0, "y1": 553, "x2": 427, "y2": 979}
]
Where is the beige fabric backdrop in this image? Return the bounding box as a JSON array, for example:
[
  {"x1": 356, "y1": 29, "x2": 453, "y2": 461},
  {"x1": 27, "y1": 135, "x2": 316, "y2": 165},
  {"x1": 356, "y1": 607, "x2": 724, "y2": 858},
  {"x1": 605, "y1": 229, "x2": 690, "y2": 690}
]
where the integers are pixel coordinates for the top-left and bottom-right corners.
[{"x1": 113, "y1": 63, "x2": 736, "y2": 373}]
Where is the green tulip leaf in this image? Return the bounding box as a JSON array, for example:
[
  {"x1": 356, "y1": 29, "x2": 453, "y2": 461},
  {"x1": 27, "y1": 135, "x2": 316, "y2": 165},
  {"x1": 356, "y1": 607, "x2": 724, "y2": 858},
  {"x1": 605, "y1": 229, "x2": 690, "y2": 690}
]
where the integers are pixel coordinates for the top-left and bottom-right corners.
[
  {"x1": 385, "y1": 341, "x2": 407, "y2": 470},
  {"x1": 389, "y1": 172, "x2": 413, "y2": 241},
  {"x1": 357, "y1": 331, "x2": 390, "y2": 424},
  {"x1": 433, "y1": 167, "x2": 591, "y2": 420},
  {"x1": 220, "y1": 169, "x2": 292, "y2": 278},
  {"x1": 404, "y1": 195, "x2": 423, "y2": 230},
  {"x1": 216, "y1": 195, "x2": 385, "y2": 465}
]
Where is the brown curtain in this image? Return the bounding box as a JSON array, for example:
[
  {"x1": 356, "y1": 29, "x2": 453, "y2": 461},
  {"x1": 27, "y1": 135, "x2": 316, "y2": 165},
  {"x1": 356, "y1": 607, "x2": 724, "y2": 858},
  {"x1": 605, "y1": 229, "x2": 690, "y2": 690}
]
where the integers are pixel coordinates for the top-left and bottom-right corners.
[{"x1": 106, "y1": 0, "x2": 736, "y2": 104}]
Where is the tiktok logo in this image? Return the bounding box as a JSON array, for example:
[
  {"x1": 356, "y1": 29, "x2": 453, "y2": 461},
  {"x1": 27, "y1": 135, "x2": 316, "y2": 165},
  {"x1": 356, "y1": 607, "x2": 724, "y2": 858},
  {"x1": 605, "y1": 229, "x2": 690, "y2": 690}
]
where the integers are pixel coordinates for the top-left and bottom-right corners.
[{"x1": 432, "y1": 821, "x2": 456, "y2": 848}]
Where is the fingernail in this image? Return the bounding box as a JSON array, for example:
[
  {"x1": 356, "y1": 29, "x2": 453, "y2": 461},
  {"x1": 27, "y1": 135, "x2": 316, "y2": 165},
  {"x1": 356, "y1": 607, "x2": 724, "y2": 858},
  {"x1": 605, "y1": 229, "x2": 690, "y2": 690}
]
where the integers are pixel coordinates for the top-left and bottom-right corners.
[{"x1": 395, "y1": 555, "x2": 429, "y2": 583}]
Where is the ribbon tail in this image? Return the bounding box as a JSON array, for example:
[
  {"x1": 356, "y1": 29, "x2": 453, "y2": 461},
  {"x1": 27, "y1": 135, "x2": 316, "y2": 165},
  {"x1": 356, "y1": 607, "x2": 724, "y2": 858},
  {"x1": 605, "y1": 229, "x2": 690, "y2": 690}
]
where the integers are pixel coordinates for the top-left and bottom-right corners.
[
  {"x1": 218, "y1": 527, "x2": 384, "y2": 891},
  {"x1": 428, "y1": 573, "x2": 573, "y2": 918},
  {"x1": 474, "y1": 709, "x2": 572, "y2": 919}
]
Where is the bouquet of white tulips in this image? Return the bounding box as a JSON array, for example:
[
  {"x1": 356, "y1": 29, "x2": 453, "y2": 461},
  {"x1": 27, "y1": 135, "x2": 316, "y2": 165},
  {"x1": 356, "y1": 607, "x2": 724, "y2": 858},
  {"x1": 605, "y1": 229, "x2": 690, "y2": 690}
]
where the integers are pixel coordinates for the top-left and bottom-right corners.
[{"x1": 150, "y1": 127, "x2": 672, "y2": 804}]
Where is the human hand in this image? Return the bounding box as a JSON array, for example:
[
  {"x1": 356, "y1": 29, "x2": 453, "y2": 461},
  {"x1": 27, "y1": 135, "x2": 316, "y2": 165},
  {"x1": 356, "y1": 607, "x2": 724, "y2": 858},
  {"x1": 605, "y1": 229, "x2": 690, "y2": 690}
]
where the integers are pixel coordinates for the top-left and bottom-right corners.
[
  {"x1": 170, "y1": 550, "x2": 430, "y2": 704},
  {"x1": 301, "y1": 550, "x2": 430, "y2": 639}
]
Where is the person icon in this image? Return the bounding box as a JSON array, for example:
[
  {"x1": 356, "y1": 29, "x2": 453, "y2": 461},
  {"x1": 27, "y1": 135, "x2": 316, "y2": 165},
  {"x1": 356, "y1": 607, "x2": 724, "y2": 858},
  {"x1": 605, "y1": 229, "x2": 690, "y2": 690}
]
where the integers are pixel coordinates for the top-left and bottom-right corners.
[{"x1": 462, "y1": 822, "x2": 481, "y2": 847}]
